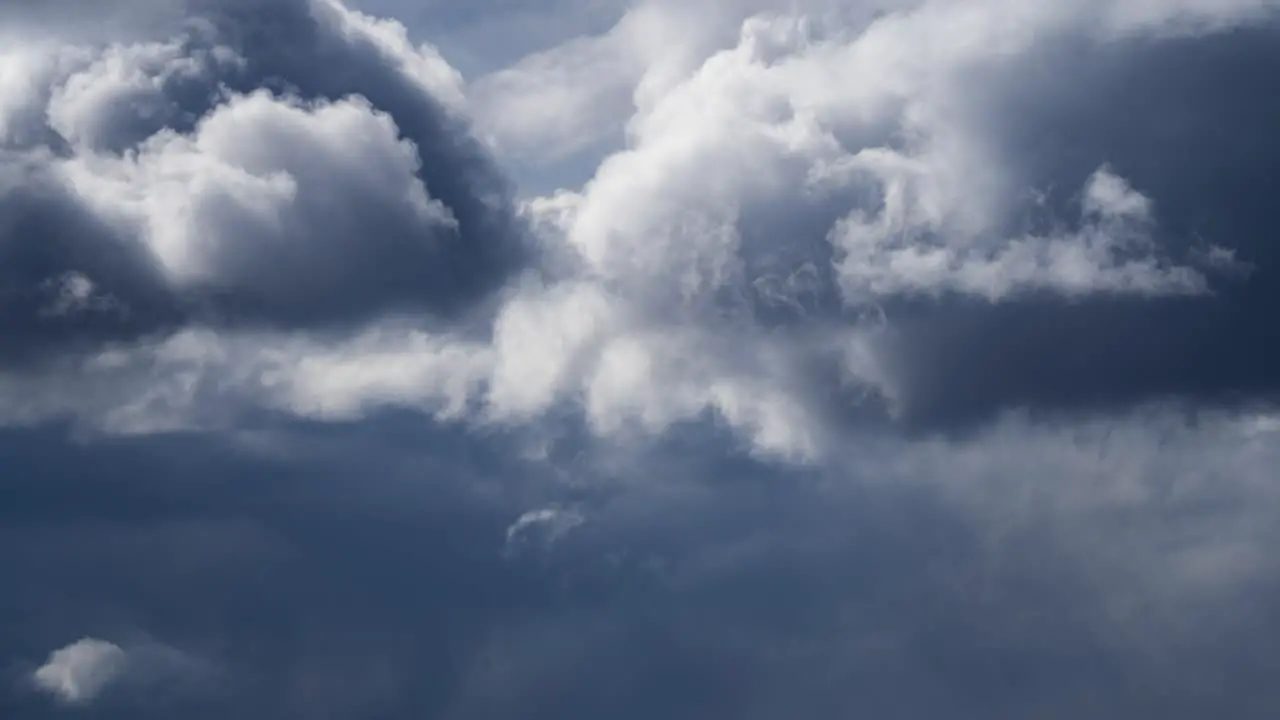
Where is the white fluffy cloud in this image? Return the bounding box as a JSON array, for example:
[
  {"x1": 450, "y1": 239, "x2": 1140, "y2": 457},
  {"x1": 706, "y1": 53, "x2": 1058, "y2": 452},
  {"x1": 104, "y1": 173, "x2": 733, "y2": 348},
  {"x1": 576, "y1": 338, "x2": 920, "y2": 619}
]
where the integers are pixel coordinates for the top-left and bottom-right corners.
[
  {"x1": 449, "y1": 0, "x2": 1273, "y2": 454},
  {"x1": 31, "y1": 638, "x2": 129, "y2": 705},
  {"x1": 535, "y1": 0, "x2": 1243, "y2": 305},
  {"x1": 62, "y1": 89, "x2": 455, "y2": 299},
  {"x1": 0, "y1": 0, "x2": 520, "y2": 335}
]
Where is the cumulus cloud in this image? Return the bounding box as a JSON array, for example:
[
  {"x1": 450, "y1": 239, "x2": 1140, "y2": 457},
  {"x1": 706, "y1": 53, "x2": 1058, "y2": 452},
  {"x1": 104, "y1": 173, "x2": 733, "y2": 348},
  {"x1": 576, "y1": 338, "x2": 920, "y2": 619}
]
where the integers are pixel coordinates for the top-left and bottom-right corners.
[
  {"x1": 2, "y1": 0, "x2": 1279, "y2": 456},
  {"x1": 0, "y1": 0, "x2": 526, "y2": 364},
  {"x1": 28, "y1": 637, "x2": 205, "y2": 707},
  {"x1": 62, "y1": 89, "x2": 462, "y2": 323},
  {"x1": 462, "y1": 0, "x2": 1280, "y2": 447},
  {"x1": 6, "y1": 4, "x2": 1280, "y2": 718},
  {"x1": 31, "y1": 638, "x2": 128, "y2": 705}
]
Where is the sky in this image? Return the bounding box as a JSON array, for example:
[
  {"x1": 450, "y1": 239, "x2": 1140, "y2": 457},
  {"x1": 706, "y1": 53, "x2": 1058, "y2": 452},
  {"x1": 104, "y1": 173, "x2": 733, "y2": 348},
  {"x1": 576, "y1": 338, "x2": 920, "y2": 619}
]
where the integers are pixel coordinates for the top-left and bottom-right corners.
[{"x1": 2, "y1": 0, "x2": 1280, "y2": 717}]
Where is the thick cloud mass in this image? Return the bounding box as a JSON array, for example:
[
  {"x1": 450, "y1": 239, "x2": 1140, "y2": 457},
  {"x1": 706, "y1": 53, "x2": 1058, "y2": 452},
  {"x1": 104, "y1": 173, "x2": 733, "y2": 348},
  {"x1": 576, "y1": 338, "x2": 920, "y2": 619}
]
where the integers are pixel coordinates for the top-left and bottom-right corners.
[
  {"x1": 5, "y1": 2, "x2": 1280, "y2": 718},
  {"x1": 4, "y1": 411, "x2": 1280, "y2": 719},
  {"x1": 475, "y1": 0, "x2": 1280, "y2": 445},
  {"x1": 878, "y1": 24, "x2": 1280, "y2": 429},
  {"x1": 3, "y1": 0, "x2": 1279, "y2": 446},
  {"x1": 0, "y1": 0, "x2": 525, "y2": 362}
]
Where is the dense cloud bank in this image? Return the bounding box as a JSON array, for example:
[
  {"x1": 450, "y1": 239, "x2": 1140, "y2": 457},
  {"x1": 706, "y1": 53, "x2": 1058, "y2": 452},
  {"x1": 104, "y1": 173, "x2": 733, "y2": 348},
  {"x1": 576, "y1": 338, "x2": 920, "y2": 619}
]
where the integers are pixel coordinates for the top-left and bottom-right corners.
[
  {"x1": 4, "y1": 410, "x2": 1280, "y2": 719},
  {"x1": 4, "y1": 0, "x2": 1280, "y2": 718},
  {"x1": 1, "y1": 0, "x2": 1277, "y2": 450}
]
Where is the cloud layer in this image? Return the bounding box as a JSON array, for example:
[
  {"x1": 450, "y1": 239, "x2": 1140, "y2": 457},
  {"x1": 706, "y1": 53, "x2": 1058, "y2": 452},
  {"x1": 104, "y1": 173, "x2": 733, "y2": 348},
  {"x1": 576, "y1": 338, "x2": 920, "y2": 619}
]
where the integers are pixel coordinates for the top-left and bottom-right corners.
[
  {"x1": 5, "y1": 407, "x2": 1280, "y2": 718},
  {"x1": 3, "y1": 3, "x2": 1280, "y2": 716},
  {"x1": 2, "y1": 0, "x2": 1277, "y2": 454}
]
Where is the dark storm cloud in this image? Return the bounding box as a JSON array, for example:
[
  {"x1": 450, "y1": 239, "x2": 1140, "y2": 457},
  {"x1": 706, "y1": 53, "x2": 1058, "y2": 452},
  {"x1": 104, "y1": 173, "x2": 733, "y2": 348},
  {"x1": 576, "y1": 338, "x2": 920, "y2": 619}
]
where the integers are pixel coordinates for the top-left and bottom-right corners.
[
  {"x1": 0, "y1": 0, "x2": 528, "y2": 367},
  {"x1": 0, "y1": 169, "x2": 182, "y2": 369},
  {"x1": 8, "y1": 413, "x2": 1279, "y2": 719},
  {"x1": 192, "y1": 0, "x2": 527, "y2": 286},
  {"x1": 872, "y1": 23, "x2": 1280, "y2": 432},
  {"x1": 190, "y1": 0, "x2": 528, "y2": 325},
  {"x1": 0, "y1": 418, "x2": 549, "y2": 720},
  {"x1": 8, "y1": 4, "x2": 1280, "y2": 719},
  {"x1": 440, "y1": 418, "x2": 1280, "y2": 720}
]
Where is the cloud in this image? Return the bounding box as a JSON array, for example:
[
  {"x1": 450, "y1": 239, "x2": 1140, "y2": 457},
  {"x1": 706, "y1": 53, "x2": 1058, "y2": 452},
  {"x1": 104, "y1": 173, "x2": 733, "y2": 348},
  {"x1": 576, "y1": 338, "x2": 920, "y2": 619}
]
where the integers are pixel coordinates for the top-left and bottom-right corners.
[
  {"x1": 0, "y1": 0, "x2": 526, "y2": 366},
  {"x1": 0, "y1": 420, "x2": 547, "y2": 719},
  {"x1": 467, "y1": 0, "x2": 732, "y2": 170},
  {"x1": 354, "y1": 0, "x2": 634, "y2": 83},
  {"x1": 2, "y1": 0, "x2": 1280, "y2": 457},
  {"x1": 443, "y1": 406, "x2": 1280, "y2": 719},
  {"x1": 29, "y1": 637, "x2": 206, "y2": 707},
  {"x1": 31, "y1": 638, "x2": 128, "y2": 704},
  {"x1": 504, "y1": 506, "x2": 587, "y2": 558},
  {"x1": 5, "y1": 4, "x2": 1280, "y2": 718},
  {"x1": 457, "y1": 0, "x2": 1280, "y2": 449},
  {"x1": 4, "y1": 395, "x2": 1280, "y2": 718},
  {"x1": 863, "y1": 23, "x2": 1280, "y2": 430},
  {"x1": 61, "y1": 89, "x2": 464, "y2": 325}
]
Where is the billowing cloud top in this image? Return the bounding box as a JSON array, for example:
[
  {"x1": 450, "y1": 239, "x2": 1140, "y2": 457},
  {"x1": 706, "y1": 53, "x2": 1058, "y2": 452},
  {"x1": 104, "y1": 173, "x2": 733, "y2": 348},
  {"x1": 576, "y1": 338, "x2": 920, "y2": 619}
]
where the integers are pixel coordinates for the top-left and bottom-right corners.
[{"x1": 1, "y1": 0, "x2": 1277, "y2": 450}]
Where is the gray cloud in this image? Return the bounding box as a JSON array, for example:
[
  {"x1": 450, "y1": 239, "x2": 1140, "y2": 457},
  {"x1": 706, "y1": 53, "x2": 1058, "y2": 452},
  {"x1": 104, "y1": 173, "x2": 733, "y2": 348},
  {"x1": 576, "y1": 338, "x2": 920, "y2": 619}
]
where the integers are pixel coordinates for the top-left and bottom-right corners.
[
  {"x1": 874, "y1": 24, "x2": 1280, "y2": 431},
  {"x1": 2, "y1": 0, "x2": 1278, "y2": 454},
  {"x1": 444, "y1": 410, "x2": 1280, "y2": 720},
  {"x1": 0, "y1": 420, "x2": 543, "y2": 719},
  {"x1": 0, "y1": 166, "x2": 182, "y2": 369},
  {"x1": 5, "y1": 6, "x2": 1280, "y2": 716},
  {"x1": 0, "y1": 0, "x2": 527, "y2": 369},
  {"x1": 31, "y1": 638, "x2": 128, "y2": 704},
  {"x1": 3, "y1": 398, "x2": 1280, "y2": 719}
]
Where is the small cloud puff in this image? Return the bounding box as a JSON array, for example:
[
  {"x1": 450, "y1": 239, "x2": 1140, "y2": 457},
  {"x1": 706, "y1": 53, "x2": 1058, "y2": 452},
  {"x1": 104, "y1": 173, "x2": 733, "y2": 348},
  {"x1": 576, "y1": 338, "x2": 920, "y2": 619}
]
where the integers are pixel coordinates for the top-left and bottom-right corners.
[
  {"x1": 31, "y1": 638, "x2": 128, "y2": 705},
  {"x1": 29, "y1": 637, "x2": 209, "y2": 706}
]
